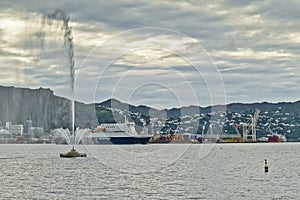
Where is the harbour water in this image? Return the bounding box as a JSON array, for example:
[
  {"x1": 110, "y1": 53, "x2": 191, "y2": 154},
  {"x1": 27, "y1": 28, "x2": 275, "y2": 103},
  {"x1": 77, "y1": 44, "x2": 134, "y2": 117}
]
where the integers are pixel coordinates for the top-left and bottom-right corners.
[{"x1": 0, "y1": 143, "x2": 299, "y2": 199}]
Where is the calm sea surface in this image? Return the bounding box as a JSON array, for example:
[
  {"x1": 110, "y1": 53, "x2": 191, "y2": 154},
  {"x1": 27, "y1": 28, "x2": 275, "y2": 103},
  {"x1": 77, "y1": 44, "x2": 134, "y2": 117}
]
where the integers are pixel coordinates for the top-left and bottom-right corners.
[{"x1": 0, "y1": 143, "x2": 299, "y2": 199}]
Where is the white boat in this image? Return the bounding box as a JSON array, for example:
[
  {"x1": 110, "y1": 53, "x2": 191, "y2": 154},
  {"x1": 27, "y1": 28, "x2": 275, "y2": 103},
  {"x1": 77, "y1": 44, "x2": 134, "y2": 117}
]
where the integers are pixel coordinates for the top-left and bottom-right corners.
[{"x1": 83, "y1": 122, "x2": 152, "y2": 144}]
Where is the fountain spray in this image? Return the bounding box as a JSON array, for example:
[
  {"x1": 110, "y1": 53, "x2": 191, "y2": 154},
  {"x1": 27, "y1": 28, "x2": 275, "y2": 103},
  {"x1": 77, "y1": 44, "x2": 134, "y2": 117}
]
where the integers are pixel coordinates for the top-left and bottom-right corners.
[
  {"x1": 42, "y1": 9, "x2": 87, "y2": 157},
  {"x1": 46, "y1": 9, "x2": 75, "y2": 147}
]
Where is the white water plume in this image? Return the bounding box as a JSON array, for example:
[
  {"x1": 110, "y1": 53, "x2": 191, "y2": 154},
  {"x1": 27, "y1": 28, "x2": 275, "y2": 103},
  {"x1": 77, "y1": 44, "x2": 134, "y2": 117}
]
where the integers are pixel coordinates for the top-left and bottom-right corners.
[
  {"x1": 53, "y1": 127, "x2": 89, "y2": 145},
  {"x1": 45, "y1": 9, "x2": 76, "y2": 135}
]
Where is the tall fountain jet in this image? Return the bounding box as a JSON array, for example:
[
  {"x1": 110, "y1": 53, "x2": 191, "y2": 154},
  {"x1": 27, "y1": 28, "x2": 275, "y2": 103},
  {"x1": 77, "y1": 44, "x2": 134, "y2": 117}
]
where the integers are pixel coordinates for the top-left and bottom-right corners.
[
  {"x1": 46, "y1": 9, "x2": 86, "y2": 157},
  {"x1": 47, "y1": 9, "x2": 75, "y2": 139}
]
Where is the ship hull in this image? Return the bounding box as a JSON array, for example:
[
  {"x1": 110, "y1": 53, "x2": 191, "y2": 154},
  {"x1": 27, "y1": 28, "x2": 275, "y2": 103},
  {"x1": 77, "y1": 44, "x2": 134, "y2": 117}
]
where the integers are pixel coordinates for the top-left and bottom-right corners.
[
  {"x1": 110, "y1": 137, "x2": 151, "y2": 144},
  {"x1": 268, "y1": 136, "x2": 281, "y2": 142},
  {"x1": 89, "y1": 136, "x2": 151, "y2": 145}
]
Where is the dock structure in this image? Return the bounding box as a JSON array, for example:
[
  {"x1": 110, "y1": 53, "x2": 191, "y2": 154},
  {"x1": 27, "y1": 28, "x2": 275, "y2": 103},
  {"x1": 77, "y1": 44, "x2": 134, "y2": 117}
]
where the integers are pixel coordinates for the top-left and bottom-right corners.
[{"x1": 234, "y1": 109, "x2": 260, "y2": 142}]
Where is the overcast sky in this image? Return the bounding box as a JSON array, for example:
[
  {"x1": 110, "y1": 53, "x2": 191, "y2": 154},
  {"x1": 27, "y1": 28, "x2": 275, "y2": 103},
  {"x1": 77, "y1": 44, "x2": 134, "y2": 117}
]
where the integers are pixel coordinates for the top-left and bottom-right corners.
[{"x1": 1, "y1": 0, "x2": 300, "y2": 108}]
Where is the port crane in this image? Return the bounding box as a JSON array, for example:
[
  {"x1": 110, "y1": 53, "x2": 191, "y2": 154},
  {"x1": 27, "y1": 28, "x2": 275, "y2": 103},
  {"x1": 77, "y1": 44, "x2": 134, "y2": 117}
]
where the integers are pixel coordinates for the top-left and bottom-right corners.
[{"x1": 234, "y1": 109, "x2": 260, "y2": 142}]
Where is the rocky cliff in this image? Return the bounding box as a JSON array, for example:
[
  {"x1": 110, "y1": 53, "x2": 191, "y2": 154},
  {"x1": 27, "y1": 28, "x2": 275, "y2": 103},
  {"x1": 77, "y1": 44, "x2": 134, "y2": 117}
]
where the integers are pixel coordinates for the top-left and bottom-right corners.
[{"x1": 0, "y1": 85, "x2": 98, "y2": 132}]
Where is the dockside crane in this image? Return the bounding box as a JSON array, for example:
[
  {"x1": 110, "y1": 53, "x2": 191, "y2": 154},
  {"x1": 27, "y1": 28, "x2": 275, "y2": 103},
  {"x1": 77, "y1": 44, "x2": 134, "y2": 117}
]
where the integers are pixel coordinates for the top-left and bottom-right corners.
[{"x1": 234, "y1": 109, "x2": 260, "y2": 142}]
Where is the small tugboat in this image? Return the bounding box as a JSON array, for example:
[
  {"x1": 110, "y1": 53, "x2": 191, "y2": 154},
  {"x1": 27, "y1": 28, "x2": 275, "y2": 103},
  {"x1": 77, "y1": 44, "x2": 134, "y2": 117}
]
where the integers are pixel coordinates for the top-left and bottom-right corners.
[{"x1": 60, "y1": 146, "x2": 87, "y2": 158}]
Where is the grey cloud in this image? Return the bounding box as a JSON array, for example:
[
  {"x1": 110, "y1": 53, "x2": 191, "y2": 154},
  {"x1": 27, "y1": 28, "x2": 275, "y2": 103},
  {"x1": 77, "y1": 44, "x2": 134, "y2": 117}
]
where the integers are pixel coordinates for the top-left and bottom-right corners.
[
  {"x1": 258, "y1": 0, "x2": 300, "y2": 21},
  {"x1": 1, "y1": 0, "x2": 299, "y2": 107}
]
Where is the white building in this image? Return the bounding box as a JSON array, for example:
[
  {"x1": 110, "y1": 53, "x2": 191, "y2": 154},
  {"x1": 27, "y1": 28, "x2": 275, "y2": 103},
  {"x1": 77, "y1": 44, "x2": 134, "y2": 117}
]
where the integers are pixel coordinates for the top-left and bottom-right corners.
[{"x1": 5, "y1": 122, "x2": 24, "y2": 136}]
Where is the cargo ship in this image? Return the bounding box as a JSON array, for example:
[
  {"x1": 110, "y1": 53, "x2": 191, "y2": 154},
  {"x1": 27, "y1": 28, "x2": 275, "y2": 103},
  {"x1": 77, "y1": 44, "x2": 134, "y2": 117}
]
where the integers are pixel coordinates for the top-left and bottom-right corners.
[
  {"x1": 83, "y1": 121, "x2": 152, "y2": 144},
  {"x1": 266, "y1": 125, "x2": 287, "y2": 142},
  {"x1": 267, "y1": 133, "x2": 287, "y2": 142}
]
